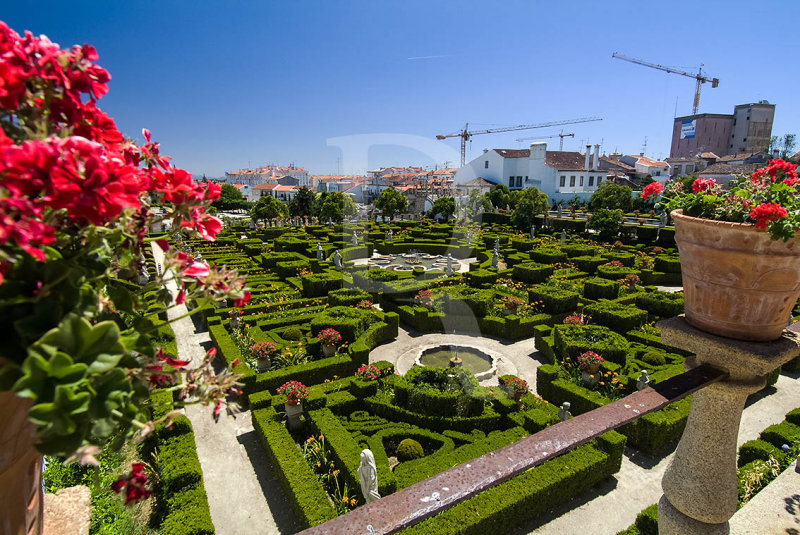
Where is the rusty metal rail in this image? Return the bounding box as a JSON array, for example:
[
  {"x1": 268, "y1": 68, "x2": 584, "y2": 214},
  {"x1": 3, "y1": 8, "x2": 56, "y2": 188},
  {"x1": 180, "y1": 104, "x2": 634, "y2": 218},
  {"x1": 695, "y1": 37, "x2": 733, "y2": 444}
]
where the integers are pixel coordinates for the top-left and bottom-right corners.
[{"x1": 298, "y1": 363, "x2": 726, "y2": 535}]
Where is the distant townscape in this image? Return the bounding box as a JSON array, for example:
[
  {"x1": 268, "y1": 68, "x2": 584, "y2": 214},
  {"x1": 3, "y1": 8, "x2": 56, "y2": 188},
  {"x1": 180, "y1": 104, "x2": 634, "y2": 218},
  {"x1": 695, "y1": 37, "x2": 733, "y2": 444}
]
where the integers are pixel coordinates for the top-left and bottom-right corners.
[{"x1": 218, "y1": 101, "x2": 797, "y2": 214}]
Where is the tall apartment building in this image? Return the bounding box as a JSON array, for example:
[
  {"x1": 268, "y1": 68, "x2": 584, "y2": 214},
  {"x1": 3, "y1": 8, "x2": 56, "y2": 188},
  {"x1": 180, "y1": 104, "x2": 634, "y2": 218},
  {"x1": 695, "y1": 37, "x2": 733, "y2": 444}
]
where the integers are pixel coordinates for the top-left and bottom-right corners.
[{"x1": 670, "y1": 101, "x2": 775, "y2": 158}]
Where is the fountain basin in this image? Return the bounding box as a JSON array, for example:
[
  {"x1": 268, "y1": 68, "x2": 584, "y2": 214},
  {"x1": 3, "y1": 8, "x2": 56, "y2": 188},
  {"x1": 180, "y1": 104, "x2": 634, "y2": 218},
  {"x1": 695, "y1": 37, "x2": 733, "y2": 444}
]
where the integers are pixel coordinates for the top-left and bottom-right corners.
[{"x1": 414, "y1": 344, "x2": 497, "y2": 381}]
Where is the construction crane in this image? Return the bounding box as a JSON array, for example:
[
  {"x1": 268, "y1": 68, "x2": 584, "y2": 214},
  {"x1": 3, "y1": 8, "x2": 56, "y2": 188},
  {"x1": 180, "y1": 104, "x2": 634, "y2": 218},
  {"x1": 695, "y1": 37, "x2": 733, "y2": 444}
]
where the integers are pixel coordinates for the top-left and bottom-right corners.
[
  {"x1": 436, "y1": 117, "x2": 602, "y2": 167},
  {"x1": 611, "y1": 52, "x2": 719, "y2": 115},
  {"x1": 516, "y1": 132, "x2": 575, "y2": 151}
]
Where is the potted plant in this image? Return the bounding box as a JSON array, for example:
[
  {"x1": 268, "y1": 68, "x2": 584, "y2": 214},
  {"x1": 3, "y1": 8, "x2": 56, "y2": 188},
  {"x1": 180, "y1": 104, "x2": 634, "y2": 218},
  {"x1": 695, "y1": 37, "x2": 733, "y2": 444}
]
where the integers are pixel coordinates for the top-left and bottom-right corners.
[
  {"x1": 503, "y1": 295, "x2": 524, "y2": 315},
  {"x1": 277, "y1": 380, "x2": 308, "y2": 429},
  {"x1": 355, "y1": 364, "x2": 381, "y2": 381},
  {"x1": 317, "y1": 328, "x2": 342, "y2": 357},
  {"x1": 251, "y1": 341, "x2": 277, "y2": 372},
  {"x1": 644, "y1": 160, "x2": 800, "y2": 341},
  {"x1": 577, "y1": 351, "x2": 605, "y2": 375},
  {"x1": 501, "y1": 376, "x2": 529, "y2": 402},
  {"x1": 0, "y1": 22, "x2": 247, "y2": 530},
  {"x1": 229, "y1": 307, "x2": 243, "y2": 329},
  {"x1": 414, "y1": 289, "x2": 434, "y2": 310}
]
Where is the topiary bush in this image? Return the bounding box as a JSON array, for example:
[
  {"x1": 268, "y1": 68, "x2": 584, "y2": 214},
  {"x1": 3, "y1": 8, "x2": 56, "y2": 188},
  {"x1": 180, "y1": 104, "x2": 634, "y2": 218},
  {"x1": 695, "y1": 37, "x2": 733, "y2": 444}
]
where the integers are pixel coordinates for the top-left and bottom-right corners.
[
  {"x1": 553, "y1": 324, "x2": 630, "y2": 365},
  {"x1": 529, "y1": 285, "x2": 580, "y2": 314},
  {"x1": 283, "y1": 326, "x2": 303, "y2": 341},
  {"x1": 583, "y1": 300, "x2": 648, "y2": 333},
  {"x1": 396, "y1": 438, "x2": 425, "y2": 461},
  {"x1": 640, "y1": 351, "x2": 666, "y2": 366},
  {"x1": 583, "y1": 277, "x2": 620, "y2": 300}
]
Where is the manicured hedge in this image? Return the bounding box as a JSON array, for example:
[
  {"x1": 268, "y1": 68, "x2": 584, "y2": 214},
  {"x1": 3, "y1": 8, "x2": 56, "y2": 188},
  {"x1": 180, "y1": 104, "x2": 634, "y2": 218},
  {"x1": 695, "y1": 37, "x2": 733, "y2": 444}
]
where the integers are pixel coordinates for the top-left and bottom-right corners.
[
  {"x1": 553, "y1": 324, "x2": 630, "y2": 365},
  {"x1": 529, "y1": 247, "x2": 567, "y2": 264},
  {"x1": 301, "y1": 271, "x2": 344, "y2": 297},
  {"x1": 512, "y1": 262, "x2": 554, "y2": 283},
  {"x1": 529, "y1": 285, "x2": 580, "y2": 314},
  {"x1": 583, "y1": 277, "x2": 620, "y2": 300},
  {"x1": 252, "y1": 407, "x2": 337, "y2": 528},
  {"x1": 654, "y1": 255, "x2": 681, "y2": 273},
  {"x1": 635, "y1": 291, "x2": 684, "y2": 318},
  {"x1": 571, "y1": 255, "x2": 607, "y2": 274},
  {"x1": 583, "y1": 300, "x2": 648, "y2": 334},
  {"x1": 402, "y1": 431, "x2": 625, "y2": 535}
]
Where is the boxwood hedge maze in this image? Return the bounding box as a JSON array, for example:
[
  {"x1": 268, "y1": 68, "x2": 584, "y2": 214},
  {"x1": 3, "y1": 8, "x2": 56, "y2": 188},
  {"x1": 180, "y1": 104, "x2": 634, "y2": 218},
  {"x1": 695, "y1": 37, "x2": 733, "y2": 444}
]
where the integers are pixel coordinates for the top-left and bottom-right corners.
[{"x1": 155, "y1": 216, "x2": 798, "y2": 533}]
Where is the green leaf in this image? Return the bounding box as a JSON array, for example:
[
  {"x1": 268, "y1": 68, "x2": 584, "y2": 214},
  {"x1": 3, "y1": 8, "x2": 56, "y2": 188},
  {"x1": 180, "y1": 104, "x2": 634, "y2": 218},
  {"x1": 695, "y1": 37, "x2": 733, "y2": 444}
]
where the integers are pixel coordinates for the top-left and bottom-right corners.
[
  {"x1": 106, "y1": 284, "x2": 135, "y2": 314},
  {"x1": 48, "y1": 352, "x2": 88, "y2": 384},
  {"x1": 13, "y1": 353, "x2": 52, "y2": 400}
]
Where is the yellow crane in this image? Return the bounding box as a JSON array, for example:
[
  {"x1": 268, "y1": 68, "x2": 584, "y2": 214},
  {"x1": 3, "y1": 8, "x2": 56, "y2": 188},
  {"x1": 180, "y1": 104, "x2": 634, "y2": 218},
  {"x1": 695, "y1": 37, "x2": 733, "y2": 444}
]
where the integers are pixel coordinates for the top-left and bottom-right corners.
[
  {"x1": 436, "y1": 117, "x2": 602, "y2": 167},
  {"x1": 612, "y1": 52, "x2": 719, "y2": 115}
]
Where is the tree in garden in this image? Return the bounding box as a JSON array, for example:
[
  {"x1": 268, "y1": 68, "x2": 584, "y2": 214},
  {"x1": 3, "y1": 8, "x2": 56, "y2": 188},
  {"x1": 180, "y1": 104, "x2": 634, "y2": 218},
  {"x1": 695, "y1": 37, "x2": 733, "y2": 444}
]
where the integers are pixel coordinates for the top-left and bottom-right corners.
[
  {"x1": 427, "y1": 196, "x2": 456, "y2": 221},
  {"x1": 769, "y1": 133, "x2": 796, "y2": 158},
  {"x1": 251, "y1": 195, "x2": 289, "y2": 225},
  {"x1": 487, "y1": 184, "x2": 513, "y2": 210},
  {"x1": 312, "y1": 190, "x2": 329, "y2": 218},
  {"x1": 588, "y1": 182, "x2": 633, "y2": 212},
  {"x1": 587, "y1": 208, "x2": 625, "y2": 240},
  {"x1": 288, "y1": 186, "x2": 316, "y2": 218},
  {"x1": 320, "y1": 191, "x2": 357, "y2": 222},
  {"x1": 466, "y1": 189, "x2": 491, "y2": 219},
  {"x1": 374, "y1": 187, "x2": 408, "y2": 220},
  {"x1": 510, "y1": 187, "x2": 549, "y2": 229},
  {"x1": 212, "y1": 183, "x2": 250, "y2": 212},
  {"x1": 0, "y1": 21, "x2": 247, "y2": 527}
]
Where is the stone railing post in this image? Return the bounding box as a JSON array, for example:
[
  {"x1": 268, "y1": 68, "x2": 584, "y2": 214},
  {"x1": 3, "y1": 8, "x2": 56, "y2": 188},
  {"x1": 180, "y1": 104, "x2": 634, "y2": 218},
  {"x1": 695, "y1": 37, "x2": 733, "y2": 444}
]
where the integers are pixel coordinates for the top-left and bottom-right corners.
[{"x1": 656, "y1": 317, "x2": 800, "y2": 534}]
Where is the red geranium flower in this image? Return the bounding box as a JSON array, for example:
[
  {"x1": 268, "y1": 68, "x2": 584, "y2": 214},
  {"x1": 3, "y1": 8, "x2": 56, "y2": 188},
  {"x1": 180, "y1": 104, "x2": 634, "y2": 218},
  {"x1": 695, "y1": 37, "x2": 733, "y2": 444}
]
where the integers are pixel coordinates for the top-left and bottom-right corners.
[
  {"x1": 692, "y1": 178, "x2": 716, "y2": 193},
  {"x1": 111, "y1": 462, "x2": 151, "y2": 504},
  {"x1": 749, "y1": 202, "x2": 788, "y2": 230},
  {"x1": 641, "y1": 181, "x2": 664, "y2": 199}
]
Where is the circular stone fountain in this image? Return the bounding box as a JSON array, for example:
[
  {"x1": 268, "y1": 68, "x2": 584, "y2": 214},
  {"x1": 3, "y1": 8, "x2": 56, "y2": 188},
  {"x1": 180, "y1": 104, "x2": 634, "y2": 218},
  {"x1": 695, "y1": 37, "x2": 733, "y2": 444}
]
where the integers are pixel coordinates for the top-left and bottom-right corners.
[{"x1": 415, "y1": 345, "x2": 497, "y2": 381}]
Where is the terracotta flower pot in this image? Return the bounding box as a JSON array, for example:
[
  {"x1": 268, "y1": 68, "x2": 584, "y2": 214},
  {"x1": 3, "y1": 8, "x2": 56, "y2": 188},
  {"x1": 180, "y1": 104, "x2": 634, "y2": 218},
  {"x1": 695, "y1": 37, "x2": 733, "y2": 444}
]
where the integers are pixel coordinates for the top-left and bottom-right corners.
[
  {"x1": 584, "y1": 363, "x2": 600, "y2": 375},
  {"x1": 672, "y1": 210, "x2": 800, "y2": 341},
  {"x1": 0, "y1": 392, "x2": 43, "y2": 535}
]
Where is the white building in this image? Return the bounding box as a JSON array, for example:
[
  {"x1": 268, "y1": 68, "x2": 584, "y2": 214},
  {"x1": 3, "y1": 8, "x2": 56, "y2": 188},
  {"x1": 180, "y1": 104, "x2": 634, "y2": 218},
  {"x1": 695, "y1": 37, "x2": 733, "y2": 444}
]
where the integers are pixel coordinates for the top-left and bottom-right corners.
[
  {"x1": 225, "y1": 164, "x2": 309, "y2": 187},
  {"x1": 455, "y1": 143, "x2": 607, "y2": 203},
  {"x1": 619, "y1": 155, "x2": 671, "y2": 182}
]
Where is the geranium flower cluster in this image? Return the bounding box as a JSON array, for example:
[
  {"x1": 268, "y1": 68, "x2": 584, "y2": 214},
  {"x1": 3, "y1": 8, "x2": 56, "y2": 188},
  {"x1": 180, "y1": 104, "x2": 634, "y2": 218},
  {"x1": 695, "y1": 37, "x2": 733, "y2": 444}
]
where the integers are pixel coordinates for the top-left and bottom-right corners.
[
  {"x1": 355, "y1": 364, "x2": 381, "y2": 381},
  {"x1": 501, "y1": 376, "x2": 529, "y2": 396},
  {"x1": 414, "y1": 289, "x2": 434, "y2": 309},
  {"x1": 277, "y1": 380, "x2": 309, "y2": 403},
  {"x1": 0, "y1": 20, "x2": 222, "y2": 280},
  {"x1": 316, "y1": 328, "x2": 342, "y2": 346},
  {"x1": 111, "y1": 462, "x2": 151, "y2": 505},
  {"x1": 646, "y1": 159, "x2": 800, "y2": 241},
  {"x1": 0, "y1": 20, "x2": 247, "y2": 481},
  {"x1": 251, "y1": 341, "x2": 278, "y2": 360},
  {"x1": 577, "y1": 351, "x2": 605, "y2": 372},
  {"x1": 563, "y1": 315, "x2": 584, "y2": 325}
]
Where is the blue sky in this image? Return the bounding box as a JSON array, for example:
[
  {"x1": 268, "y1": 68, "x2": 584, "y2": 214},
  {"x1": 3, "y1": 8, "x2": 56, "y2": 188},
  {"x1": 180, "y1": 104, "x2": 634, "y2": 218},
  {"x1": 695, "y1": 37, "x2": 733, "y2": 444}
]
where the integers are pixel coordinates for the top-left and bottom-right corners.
[{"x1": 5, "y1": 1, "x2": 799, "y2": 177}]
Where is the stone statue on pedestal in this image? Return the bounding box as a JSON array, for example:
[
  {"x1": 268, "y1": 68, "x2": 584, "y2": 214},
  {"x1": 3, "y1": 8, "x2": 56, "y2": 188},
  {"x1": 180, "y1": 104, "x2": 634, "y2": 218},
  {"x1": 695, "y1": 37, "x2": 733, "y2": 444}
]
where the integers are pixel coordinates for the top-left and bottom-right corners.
[
  {"x1": 560, "y1": 230, "x2": 567, "y2": 245},
  {"x1": 530, "y1": 225, "x2": 535, "y2": 239},
  {"x1": 558, "y1": 402, "x2": 572, "y2": 421},
  {"x1": 352, "y1": 231, "x2": 358, "y2": 247},
  {"x1": 659, "y1": 212, "x2": 668, "y2": 228},
  {"x1": 637, "y1": 370, "x2": 650, "y2": 391},
  {"x1": 445, "y1": 253, "x2": 454, "y2": 277},
  {"x1": 387, "y1": 229, "x2": 393, "y2": 243},
  {"x1": 316, "y1": 242, "x2": 324, "y2": 261},
  {"x1": 333, "y1": 250, "x2": 342, "y2": 270},
  {"x1": 358, "y1": 449, "x2": 380, "y2": 504}
]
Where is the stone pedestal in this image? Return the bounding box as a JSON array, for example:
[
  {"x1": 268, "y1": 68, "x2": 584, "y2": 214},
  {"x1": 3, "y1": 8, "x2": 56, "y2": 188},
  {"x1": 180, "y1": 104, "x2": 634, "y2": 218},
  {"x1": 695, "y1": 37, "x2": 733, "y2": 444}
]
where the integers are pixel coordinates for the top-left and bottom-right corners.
[{"x1": 656, "y1": 316, "x2": 800, "y2": 535}]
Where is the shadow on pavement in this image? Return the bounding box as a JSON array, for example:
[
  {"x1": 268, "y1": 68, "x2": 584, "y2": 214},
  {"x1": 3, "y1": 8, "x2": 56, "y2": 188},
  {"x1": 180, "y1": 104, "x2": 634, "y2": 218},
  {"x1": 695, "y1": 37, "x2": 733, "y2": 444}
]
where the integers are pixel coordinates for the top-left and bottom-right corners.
[{"x1": 237, "y1": 429, "x2": 303, "y2": 535}]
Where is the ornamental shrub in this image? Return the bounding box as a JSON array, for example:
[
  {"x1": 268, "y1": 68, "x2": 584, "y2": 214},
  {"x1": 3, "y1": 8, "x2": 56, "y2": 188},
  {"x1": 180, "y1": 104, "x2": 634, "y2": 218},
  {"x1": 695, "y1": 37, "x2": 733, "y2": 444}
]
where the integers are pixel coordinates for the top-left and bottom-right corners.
[
  {"x1": 529, "y1": 285, "x2": 580, "y2": 314},
  {"x1": 512, "y1": 262, "x2": 554, "y2": 283},
  {"x1": 396, "y1": 439, "x2": 425, "y2": 461},
  {"x1": 553, "y1": 324, "x2": 630, "y2": 365},
  {"x1": 283, "y1": 326, "x2": 303, "y2": 341},
  {"x1": 583, "y1": 300, "x2": 648, "y2": 333},
  {"x1": 583, "y1": 277, "x2": 620, "y2": 300},
  {"x1": 640, "y1": 351, "x2": 666, "y2": 366},
  {"x1": 635, "y1": 291, "x2": 684, "y2": 318}
]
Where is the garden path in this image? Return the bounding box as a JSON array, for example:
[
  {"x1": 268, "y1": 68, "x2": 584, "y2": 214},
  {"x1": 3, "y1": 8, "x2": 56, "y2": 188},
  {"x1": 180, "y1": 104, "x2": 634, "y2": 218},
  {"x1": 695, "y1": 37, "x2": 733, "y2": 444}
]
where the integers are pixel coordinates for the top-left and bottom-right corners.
[
  {"x1": 516, "y1": 373, "x2": 800, "y2": 535},
  {"x1": 152, "y1": 244, "x2": 298, "y2": 535}
]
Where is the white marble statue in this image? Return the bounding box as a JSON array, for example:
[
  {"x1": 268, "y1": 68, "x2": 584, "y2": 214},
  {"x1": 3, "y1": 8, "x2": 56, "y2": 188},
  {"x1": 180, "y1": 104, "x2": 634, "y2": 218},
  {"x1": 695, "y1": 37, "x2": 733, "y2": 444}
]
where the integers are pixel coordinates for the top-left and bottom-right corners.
[
  {"x1": 530, "y1": 225, "x2": 535, "y2": 239},
  {"x1": 387, "y1": 229, "x2": 393, "y2": 242},
  {"x1": 560, "y1": 230, "x2": 567, "y2": 245},
  {"x1": 445, "y1": 253, "x2": 454, "y2": 277},
  {"x1": 358, "y1": 449, "x2": 380, "y2": 504},
  {"x1": 637, "y1": 370, "x2": 651, "y2": 391},
  {"x1": 558, "y1": 401, "x2": 572, "y2": 422},
  {"x1": 333, "y1": 250, "x2": 342, "y2": 270},
  {"x1": 316, "y1": 242, "x2": 324, "y2": 261}
]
